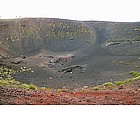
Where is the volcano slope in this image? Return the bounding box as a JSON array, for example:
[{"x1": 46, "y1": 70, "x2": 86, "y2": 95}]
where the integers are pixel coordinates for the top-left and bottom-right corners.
[
  {"x1": 1, "y1": 18, "x2": 140, "y2": 88},
  {"x1": 0, "y1": 18, "x2": 140, "y2": 105}
]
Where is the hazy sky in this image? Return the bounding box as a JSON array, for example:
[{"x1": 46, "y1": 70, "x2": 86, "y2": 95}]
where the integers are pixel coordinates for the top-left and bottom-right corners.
[{"x1": 0, "y1": 0, "x2": 139, "y2": 22}]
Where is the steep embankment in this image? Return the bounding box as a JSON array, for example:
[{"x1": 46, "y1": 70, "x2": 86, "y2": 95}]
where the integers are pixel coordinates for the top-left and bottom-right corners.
[
  {"x1": 1, "y1": 18, "x2": 140, "y2": 58},
  {"x1": 85, "y1": 21, "x2": 140, "y2": 55},
  {"x1": 0, "y1": 18, "x2": 96, "y2": 56}
]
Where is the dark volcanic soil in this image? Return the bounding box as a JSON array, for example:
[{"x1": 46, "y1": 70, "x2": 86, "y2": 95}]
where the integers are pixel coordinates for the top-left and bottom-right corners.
[
  {"x1": 0, "y1": 82, "x2": 140, "y2": 105},
  {"x1": 5, "y1": 55, "x2": 140, "y2": 88},
  {"x1": 1, "y1": 18, "x2": 140, "y2": 88},
  {"x1": 0, "y1": 18, "x2": 140, "y2": 105}
]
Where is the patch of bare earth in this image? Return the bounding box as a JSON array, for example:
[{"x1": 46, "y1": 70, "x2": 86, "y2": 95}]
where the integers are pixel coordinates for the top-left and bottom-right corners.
[{"x1": 0, "y1": 82, "x2": 140, "y2": 105}]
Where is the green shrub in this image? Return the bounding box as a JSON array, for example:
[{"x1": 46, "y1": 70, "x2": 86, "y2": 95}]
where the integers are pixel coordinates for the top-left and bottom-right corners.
[
  {"x1": 0, "y1": 80, "x2": 9, "y2": 86},
  {"x1": 133, "y1": 37, "x2": 140, "y2": 41},
  {"x1": 0, "y1": 66, "x2": 38, "y2": 90},
  {"x1": 21, "y1": 84, "x2": 37, "y2": 90},
  {"x1": 132, "y1": 76, "x2": 140, "y2": 81},
  {"x1": 93, "y1": 86, "x2": 100, "y2": 90},
  {"x1": 56, "y1": 88, "x2": 69, "y2": 92},
  {"x1": 103, "y1": 82, "x2": 114, "y2": 87},
  {"x1": 124, "y1": 79, "x2": 134, "y2": 83},
  {"x1": 130, "y1": 71, "x2": 140, "y2": 77},
  {"x1": 114, "y1": 81, "x2": 125, "y2": 86}
]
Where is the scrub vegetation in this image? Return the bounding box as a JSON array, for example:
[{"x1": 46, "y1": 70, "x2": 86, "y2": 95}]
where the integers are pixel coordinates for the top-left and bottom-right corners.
[
  {"x1": 1, "y1": 18, "x2": 140, "y2": 104},
  {"x1": 0, "y1": 66, "x2": 38, "y2": 90}
]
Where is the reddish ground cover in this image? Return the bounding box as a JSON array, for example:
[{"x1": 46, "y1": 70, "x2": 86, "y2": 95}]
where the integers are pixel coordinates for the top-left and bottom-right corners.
[{"x1": 0, "y1": 82, "x2": 140, "y2": 105}]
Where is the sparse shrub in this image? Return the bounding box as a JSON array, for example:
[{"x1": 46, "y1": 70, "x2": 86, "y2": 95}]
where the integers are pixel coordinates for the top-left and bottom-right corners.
[
  {"x1": 0, "y1": 80, "x2": 9, "y2": 86},
  {"x1": 133, "y1": 37, "x2": 140, "y2": 41},
  {"x1": 41, "y1": 87, "x2": 53, "y2": 92},
  {"x1": 130, "y1": 71, "x2": 140, "y2": 77},
  {"x1": 132, "y1": 76, "x2": 140, "y2": 81},
  {"x1": 0, "y1": 66, "x2": 39, "y2": 90},
  {"x1": 28, "y1": 84, "x2": 37, "y2": 90},
  {"x1": 93, "y1": 86, "x2": 100, "y2": 90},
  {"x1": 136, "y1": 65, "x2": 140, "y2": 68},
  {"x1": 124, "y1": 79, "x2": 134, "y2": 83},
  {"x1": 114, "y1": 81, "x2": 125, "y2": 86},
  {"x1": 21, "y1": 84, "x2": 37, "y2": 90},
  {"x1": 57, "y1": 88, "x2": 69, "y2": 92},
  {"x1": 80, "y1": 88, "x2": 89, "y2": 93},
  {"x1": 103, "y1": 82, "x2": 114, "y2": 87}
]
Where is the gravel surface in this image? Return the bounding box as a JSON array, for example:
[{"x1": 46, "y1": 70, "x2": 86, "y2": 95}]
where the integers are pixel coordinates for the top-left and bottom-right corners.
[{"x1": 1, "y1": 82, "x2": 140, "y2": 105}]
